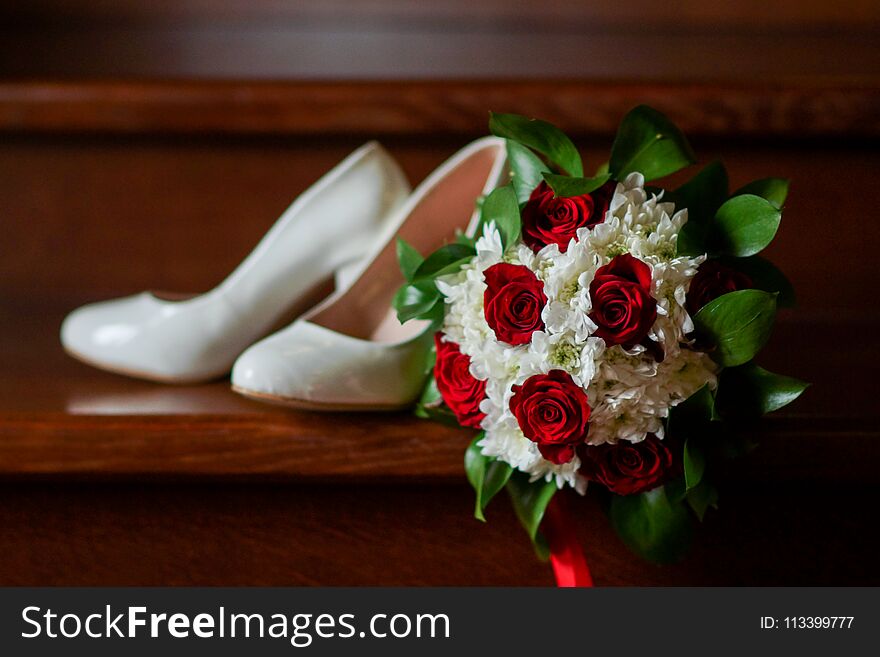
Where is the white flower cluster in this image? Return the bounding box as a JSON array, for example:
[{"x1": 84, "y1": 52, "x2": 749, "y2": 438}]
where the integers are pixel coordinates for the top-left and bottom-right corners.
[{"x1": 436, "y1": 173, "x2": 717, "y2": 492}]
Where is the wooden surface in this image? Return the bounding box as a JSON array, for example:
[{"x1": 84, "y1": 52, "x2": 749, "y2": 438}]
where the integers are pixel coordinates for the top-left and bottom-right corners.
[
  {"x1": 2, "y1": 80, "x2": 880, "y2": 138},
  {"x1": 0, "y1": 79, "x2": 878, "y2": 584},
  {"x1": 3, "y1": 123, "x2": 880, "y2": 309},
  {"x1": 2, "y1": 1, "x2": 879, "y2": 79},
  {"x1": 0, "y1": 303, "x2": 877, "y2": 485},
  {"x1": 8, "y1": 0, "x2": 880, "y2": 28},
  {"x1": 1, "y1": 480, "x2": 876, "y2": 586}
]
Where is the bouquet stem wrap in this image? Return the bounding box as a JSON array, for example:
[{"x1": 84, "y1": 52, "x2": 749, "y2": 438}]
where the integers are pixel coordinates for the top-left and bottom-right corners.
[{"x1": 544, "y1": 495, "x2": 593, "y2": 587}]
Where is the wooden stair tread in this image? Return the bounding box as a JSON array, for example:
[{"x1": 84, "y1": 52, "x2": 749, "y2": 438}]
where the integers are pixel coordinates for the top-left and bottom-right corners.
[
  {"x1": 1, "y1": 79, "x2": 877, "y2": 484},
  {"x1": 0, "y1": 301, "x2": 877, "y2": 482},
  {"x1": 1, "y1": 79, "x2": 879, "y2": 138}
]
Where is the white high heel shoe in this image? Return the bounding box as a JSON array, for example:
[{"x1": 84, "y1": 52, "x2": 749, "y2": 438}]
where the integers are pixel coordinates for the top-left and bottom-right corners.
[
  {"x1": 61, "y1": 142, "x2": 411, "y2": 383},
  {"x1": 231, "y1": 136, "x2": 507, "y2": 410}
]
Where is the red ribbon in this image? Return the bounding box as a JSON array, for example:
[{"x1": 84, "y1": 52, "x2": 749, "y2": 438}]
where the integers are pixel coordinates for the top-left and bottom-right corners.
[{"x1": 542, "y1": 494, "x2": 594, "y2": 587}]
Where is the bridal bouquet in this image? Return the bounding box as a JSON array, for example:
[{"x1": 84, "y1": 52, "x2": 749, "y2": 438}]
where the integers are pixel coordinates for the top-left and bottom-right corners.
[{"x1": 394, "y1": 106, "x2": 807, "y2": 568}]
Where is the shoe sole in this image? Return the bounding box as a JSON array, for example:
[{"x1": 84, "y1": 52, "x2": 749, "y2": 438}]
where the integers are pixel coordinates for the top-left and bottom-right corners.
[{"x1": 231, "y1": 385, "x2": 413, "y2": 412}]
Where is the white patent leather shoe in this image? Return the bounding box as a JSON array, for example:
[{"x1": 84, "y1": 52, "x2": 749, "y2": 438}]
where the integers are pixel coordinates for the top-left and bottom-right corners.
[
  {"x1": 231, "y1": 136, "x2": 507, "y2": 410},
  {"x1": 61, "y1": 142, "x2": 411, "y2": 383}
]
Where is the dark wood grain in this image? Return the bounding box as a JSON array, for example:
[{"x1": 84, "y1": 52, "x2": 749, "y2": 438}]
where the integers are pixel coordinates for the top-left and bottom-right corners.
[
  {"x1": 1, "y1": 80, "x2": 880, "y2": 138},
  {"x1": 0, "y1": 481, "x2": 876, "y2": 586},
  {"x1": 3, "y1": 135, "x2": 880, "y2": 309},
  {"x1": 0, "y1": 411, "x2": 468, "y2": 481},
  {"x1": 7, "y1": 0, "x2": 880, "y2": 29},
  {"x1": 2, "y1": 1, "x2": 879, "y2": 80},
  {"x1": 0, "y1": 412, "x2": 876, "y2": 485}
]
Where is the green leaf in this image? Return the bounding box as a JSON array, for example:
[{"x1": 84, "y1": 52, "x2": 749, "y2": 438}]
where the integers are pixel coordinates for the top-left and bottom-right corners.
[
  {"x1": 672, "y1": 161, "x2": 729, "y2": 256},
  {"x1": 609, "y1": 105, "x2": 696, "y2": 181},
  {"x1": 694, "y1": 289, "x2": 777, "y2": 367},
  {"x1": 610, "y1": 484, "x2": 693, "y2": 564},
  {"x1": 665, "y1": 477, "x2": 688, "y2": 504},
  {"x1": 489, "y1": 112, "x2": 583, "y2": 176},
  {"x1": 686, "y1": 479, "x2": 719, "y2": 521},
  {"x1": 455, "y1": 231, "x2": 477, "y2": 249},
  {"x1": 507, "y1": 140, "x2": 550, "y2": 205},
  {"x1": 465, "y1": 435, "x2": 514, "y2": 522},
  {"x1": 392, "y1": 280, "x2": 441, "y2": 324},
  {"x1": 720, "y1": 255, "x2": 795, "y2": 308},
  {"x1": 426, "y1": 300, "x2": 447, "y2": 325},
  {"x1": 413, "y1": 344, "x2": 445, "y2": 418},
  {"x1": 668, "y1": 389, "x2": 713, "y2": 493},
  {"x1": 676, "y1": 224, "x2": 706, "y2": 258},
  {"x1": 709, "y1": 194, "x2": 782, "y2": 257},
  {"x1": 673, "y1": 161, "x2": 729, "y2": 222},
  {"x1": 396, "y1": 238, "x2": 423, "y2": 282},
  {"x1": 480, "y1": 184, "x2": 521, "y2": 249},
  {"x1": 412, "y1": 242, "x2": 476, "y2": 281},
  {"x1": 481, "y1": 461, "x2": 514, "y2": 511},
  {"x1": 506, "y1": 471, "x2": 556, "y2": 560},
  {"x1": 683, "y1": 438, "x2": 705, "y2": 491},
  {"x1": 542, "y1": 172, "x2": 611, "y2": 198},
  {"x1": 734, "y1": 178, "x2": 789, "y2": 209},
  {"x1": 669, "y1": 384, "x2": 718, "y2": 430},
  {"x1": 421, "y1": 340, "x2": 437, "y2": 375},
  {"x1": 594, "y1": 160, "x2": 610, "y2": 176},
  {"x1": 418, "y1": 375, "x2": 443, "y2": 407},
  {"x1": 716, "y1": 362, "x2": 809, "y2": 417},
  {"x1": 413, "y1": 402, "x2": 461, "y2": 426},
  {"x1": 720, "y1": 431, "x2": 758, "y2": 459}
]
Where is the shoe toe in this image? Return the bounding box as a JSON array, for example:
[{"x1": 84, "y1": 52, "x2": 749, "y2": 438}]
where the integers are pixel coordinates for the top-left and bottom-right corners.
[
  {"x1": 231, "y1": 321, "x2": 365, "y2": 405},
  {"x1": 231, "y1": 320, "x2": 433, "y2": 409},
  {"x1": 230, "y1": 338, "x2": 294, "y2": 398},
  {"x1": 61, "y1": 295, "x2": 147, "y2": 364}
]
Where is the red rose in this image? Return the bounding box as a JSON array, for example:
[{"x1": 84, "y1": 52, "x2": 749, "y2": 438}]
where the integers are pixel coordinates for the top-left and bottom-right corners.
[
  {"x1": 686, "y1": 260, "x2": 754, "y2": 316},
  {"x1": 483, "y1": 262, "x2": 547, "y2": 346},
  {"x1": 588, "y1": 254, "x2": 657, "y2": 347},
  {"x1": 579, "y1": 434, "x2": 678, "y2": 496},
  {"x1": 509, "y1": 370, "x2": 591, "y2": 464},
  {"x1": 521, "y1": 180, "x2": 615, "y2": 253},
  {"x1": 433, "y1": 334, "x2": 486, "y2": 428}
]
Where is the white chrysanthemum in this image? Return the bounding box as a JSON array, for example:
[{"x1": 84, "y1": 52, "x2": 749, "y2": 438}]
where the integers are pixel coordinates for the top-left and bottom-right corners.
[{"x1": 437, "y1": 175, "x2": 716, "y2": 491}]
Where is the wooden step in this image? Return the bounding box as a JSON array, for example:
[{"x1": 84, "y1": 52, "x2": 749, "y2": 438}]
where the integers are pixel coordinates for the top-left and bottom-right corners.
[{"x1": 1, "y1": 79, "x2": 877, "y2": 585}]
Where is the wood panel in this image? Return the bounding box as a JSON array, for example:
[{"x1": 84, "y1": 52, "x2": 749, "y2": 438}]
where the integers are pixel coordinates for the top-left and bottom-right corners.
[
  {"x1": 2, "y1": 1, "x2": 879, "y2": 79},
  {"x1": 6, "y1": 1, "x2": 880, "y2": 30},
  {"x1": 3, "y1": 131, "x2": 880, "y2": 305},
  {"x1": 2, "y1": 411, "x2": 877, "y2": 485},
  {"x1": 0, "y1": 481, "x2": 875, "y2": 586},
  {"x1": 2, "y1": 80, "x2": 880, "y2": 137}
]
